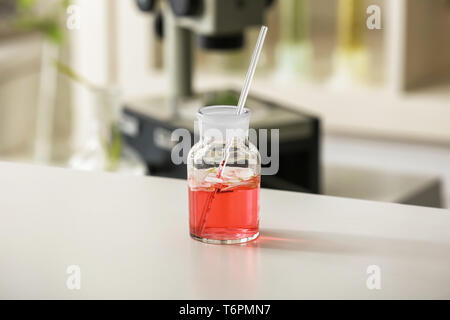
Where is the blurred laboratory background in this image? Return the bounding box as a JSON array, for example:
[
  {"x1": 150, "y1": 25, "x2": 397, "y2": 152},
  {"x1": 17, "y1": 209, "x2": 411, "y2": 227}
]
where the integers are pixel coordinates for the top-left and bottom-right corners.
[{"x1": 0, "y1": 0, "x2": 449, "y2": 208}]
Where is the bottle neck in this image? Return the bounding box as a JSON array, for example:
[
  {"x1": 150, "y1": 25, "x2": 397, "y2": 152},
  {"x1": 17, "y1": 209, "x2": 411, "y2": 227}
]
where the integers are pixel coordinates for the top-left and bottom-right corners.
[
  {"x1": 197, "y1": 105, "x2": 251, "y2": 144},
  {"x1": 200, "y1": 122, "x2": 249, "y2": 141},
  {"x1": 200, "y1": 135, "x2": 248, "y2": 147}
]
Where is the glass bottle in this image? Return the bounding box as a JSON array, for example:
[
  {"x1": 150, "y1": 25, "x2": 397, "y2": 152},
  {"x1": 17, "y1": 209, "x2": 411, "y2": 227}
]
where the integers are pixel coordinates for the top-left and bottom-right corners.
[
  {"x1": 187, "y1": 106, "x2": 261, "y2": 244},
  {"x1": 69, "y1": 87, "x2": 146, "y2": 175}
]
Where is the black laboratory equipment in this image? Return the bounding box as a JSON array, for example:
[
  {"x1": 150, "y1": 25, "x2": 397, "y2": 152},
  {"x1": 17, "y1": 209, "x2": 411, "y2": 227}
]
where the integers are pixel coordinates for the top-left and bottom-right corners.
[{"x1": 122, "y1": 0, "x2": 321, "y2": 194}]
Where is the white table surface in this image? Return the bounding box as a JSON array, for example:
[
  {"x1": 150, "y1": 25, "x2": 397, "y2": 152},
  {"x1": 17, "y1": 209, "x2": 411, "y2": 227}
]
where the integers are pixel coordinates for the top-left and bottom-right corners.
[{"x1": 1, "y1": 161, "x2": 449, "y2": 299}]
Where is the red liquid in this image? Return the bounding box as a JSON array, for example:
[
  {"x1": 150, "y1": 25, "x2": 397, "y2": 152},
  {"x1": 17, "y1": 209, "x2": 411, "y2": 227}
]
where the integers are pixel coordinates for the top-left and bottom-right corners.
[{"x1": 189, "y1": 176, "x2": 260, "y2": 242}]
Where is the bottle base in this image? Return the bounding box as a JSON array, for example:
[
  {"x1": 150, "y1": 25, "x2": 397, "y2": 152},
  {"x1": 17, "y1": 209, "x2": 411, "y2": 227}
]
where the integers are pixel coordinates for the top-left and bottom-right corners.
[{"x1": 190, "y1": 232, "x2": 259, "y2": 245}]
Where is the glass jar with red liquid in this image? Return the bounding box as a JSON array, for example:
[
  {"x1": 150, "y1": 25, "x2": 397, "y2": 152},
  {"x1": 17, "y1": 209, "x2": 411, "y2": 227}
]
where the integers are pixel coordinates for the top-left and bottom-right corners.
[{"x1": 187, "y1": 106, "x2": 261, "y2": 244}]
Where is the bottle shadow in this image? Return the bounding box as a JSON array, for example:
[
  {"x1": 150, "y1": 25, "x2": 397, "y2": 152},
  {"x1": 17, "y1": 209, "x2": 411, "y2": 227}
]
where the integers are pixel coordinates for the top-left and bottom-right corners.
[{"x1": 243, "y1": 228, "x2": 450, "y2": 260}]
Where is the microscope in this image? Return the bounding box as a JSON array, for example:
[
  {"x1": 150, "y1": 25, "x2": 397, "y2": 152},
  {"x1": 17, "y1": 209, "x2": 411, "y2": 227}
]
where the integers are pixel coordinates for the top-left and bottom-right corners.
[{"x1": 122, "y1": 0, "x2": 321, "y2": 194}]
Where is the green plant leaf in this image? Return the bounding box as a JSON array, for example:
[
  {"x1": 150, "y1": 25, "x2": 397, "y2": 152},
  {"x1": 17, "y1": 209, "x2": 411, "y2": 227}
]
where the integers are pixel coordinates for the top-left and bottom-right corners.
[
  {"x1": 54, "y1": 60, "x2": 97, "y2": 90},
  {"x1": 18, "y1": 0, "x2": 36, "y2": 11},
  {"x1": 15, "y1": 16, "x2": 64, "y2": 44},
  {"x1": 107, "y1": 124, "x2": 123, "y2": 171},
  {"x1": 14, "y1": 0, "x2": 70, "y2": 45},
  {"x1": 61, "y1": 0, "x2": 71, "y2": 9}
]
